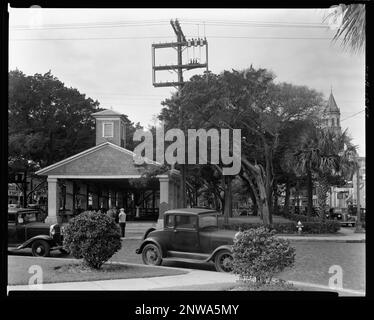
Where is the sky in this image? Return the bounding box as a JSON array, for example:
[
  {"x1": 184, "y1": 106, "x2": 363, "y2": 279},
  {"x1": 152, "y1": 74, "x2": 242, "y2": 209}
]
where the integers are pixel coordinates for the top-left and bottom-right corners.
[{"x1": 8, "y1": 7, "x2": 366, "y2": 156}]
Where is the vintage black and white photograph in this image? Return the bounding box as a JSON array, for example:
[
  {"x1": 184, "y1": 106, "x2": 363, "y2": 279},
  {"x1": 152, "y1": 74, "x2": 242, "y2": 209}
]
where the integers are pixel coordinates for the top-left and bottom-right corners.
[{"x1": 6, "y1": 4, "x2": 366, "y2": 301}]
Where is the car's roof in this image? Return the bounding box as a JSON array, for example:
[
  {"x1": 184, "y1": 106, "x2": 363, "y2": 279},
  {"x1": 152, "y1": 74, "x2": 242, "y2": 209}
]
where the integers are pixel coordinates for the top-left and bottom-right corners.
[{"x1": 164, "y1": 208, "x2": 219, "y2": 216}]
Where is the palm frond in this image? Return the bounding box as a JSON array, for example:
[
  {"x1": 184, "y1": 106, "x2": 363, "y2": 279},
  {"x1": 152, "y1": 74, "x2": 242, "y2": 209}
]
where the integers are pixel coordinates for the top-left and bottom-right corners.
[{"x1": 332, "y1": 4, "x2": 366, "y2": 53}]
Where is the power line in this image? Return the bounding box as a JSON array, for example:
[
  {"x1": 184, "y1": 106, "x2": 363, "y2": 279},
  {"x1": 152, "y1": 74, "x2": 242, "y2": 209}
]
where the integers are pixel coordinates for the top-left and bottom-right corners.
[
  {"x1": 181, "y1": 21, "x2": 329, "y2": 29},
  {"x1": 341, "y1": 110, "x2": 365, "y2": 122},
  {"x1": 10, "y1": 20, "x2": 170, "y2": 30},
  {"x1": 180, "y1": 18, "x2": 327, "y2": 25},
  {"x1": 10, "y1": 19, "x2": 330, "y2": 31},
  {"x1": 10, "y1": 36, "x2": 175, "y2": 41},
  {"x1": 10, "y1": 35, "x2": 338, "y2": 41}
]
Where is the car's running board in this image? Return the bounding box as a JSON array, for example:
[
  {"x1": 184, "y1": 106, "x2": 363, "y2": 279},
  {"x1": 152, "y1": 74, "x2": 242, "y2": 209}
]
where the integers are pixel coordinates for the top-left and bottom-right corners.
[
  {"x1": 163, "y1": 257, "x2": 212, "y2": 264},
  {"x1": 166, "y1": 251, "x2": 211, "y2": 262}
]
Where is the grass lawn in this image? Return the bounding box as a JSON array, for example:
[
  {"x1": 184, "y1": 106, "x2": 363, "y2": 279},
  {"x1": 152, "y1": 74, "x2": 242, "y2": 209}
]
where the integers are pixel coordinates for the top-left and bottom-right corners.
[{"x1": 8, "y1": 256, "x2": 188, "y2": 286}]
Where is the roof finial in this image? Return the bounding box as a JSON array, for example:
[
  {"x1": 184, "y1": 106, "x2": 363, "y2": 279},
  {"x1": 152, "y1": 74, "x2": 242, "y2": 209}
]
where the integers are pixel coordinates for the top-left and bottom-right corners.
[{"x1": 330, "y1": 85, "x2": 333, "y2": 94}]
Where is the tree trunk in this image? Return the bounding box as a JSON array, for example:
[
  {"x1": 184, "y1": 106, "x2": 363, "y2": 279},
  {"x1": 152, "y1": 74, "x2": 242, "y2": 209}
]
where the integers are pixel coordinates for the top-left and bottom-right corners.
[
  {"x1": 284, "y1": 181, "x2": 290, "y2": 215},
  {"x1": 317, "y1": 174, "x2": 330, "y2": 221},
  {"x1": 223, "y1": 176, "x2": 233, "y2": 224},
  {"x1": 241, "y1": 158, "x2": 271, "y2": 225},
  {"x1": 273, "y1": 185, "x2": 279, "y2": 215},
  {"x1": 254, "y1": 170, "x2": 271, "y2": 226},
  {"x1": 242, "y1": 172, "x2": 260, "y2": 217},
  {"x1": 248, "y1": 183, "x2": 258, "y2": 216},
  {"x1": 264, "y1": 144, "x2": 274, "y2": 216},
  {"x1": 306, "y1": 168, "x2": 314, "y2": 218},
  {"x1": 295, "y1": 180, "x2": 300, "y2": 214}
]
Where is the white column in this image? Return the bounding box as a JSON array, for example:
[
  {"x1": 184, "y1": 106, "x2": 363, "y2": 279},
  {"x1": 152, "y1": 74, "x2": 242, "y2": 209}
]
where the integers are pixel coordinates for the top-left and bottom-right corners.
[
  {"x1": 157, "y1": 176, "x2": 169, "y2": 229},
  {"x1": 46, "y1": 177, "x2": 60, "y2": 224},
  {"x1": 168, "y1": 179, "x2": 174, "y2": 209}
]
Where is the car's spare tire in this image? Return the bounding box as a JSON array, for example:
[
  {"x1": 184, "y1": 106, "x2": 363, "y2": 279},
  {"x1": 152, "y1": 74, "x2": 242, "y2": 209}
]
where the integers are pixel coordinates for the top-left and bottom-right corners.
[{"x1": 31, "y1": 240, "x2": 50, "y2": 257}]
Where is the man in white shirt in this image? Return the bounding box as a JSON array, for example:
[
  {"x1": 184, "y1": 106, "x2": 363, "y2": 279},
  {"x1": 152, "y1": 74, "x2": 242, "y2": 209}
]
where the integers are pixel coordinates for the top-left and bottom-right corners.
[{"x1": 118, "y1": 208, "x2": 127, "y2": 238}]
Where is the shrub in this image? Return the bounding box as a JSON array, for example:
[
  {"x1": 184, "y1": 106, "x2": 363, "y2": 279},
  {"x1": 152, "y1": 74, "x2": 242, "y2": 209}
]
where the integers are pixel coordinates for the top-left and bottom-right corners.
[
  {"x1": 232, "y1": 227, "x2": 295, "y2": 285},
  {"x1": 63, "y1": 211, "x2": 122, "y2": 269}
]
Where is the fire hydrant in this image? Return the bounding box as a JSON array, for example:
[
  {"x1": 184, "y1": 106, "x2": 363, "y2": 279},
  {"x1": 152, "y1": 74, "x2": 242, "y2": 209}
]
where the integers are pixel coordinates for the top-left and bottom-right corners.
[{"x1": 297, "y1": 221, "x2": 304, "y2": 235}]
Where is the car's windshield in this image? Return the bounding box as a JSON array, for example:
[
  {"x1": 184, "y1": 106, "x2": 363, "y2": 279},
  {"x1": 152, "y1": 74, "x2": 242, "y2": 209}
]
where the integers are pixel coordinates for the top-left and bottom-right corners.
[{"x1": 199, "y1": 214, "x2": 218, "y2": 229}]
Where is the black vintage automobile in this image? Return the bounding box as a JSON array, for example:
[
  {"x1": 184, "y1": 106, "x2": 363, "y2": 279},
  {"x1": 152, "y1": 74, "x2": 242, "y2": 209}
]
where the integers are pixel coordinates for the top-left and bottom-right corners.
[
  {"x1": 136, "y1": 208, "x2": 236, "y2": 272},
  {"x1": 8, "y1": 207, "x2": 65, "y2": 257}
]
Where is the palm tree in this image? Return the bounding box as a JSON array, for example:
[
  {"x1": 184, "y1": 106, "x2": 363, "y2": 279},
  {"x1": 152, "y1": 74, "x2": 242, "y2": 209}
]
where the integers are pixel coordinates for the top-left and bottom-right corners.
[
  {"x1": 315, "y1": 129, "x2": 357, "y2": 218},
  {"x1": 326, "y1": 4, "x2": 366, "y2": 53},
  {"x1": 292, "y1": 127, "x2": 357, "y2": 218}
]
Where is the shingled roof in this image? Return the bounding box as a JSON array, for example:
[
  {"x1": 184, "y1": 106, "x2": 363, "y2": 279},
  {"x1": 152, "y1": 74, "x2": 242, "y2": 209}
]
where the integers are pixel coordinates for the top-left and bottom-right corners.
[{"x1": 92, "y1": 109, "x2": 123, "y2": 117}]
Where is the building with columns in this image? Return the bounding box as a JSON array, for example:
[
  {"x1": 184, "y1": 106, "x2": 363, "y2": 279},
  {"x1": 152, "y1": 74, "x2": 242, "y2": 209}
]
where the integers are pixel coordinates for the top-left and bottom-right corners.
[{"x1": 36, "y1": 109, "x2": 182, "y2": 225}]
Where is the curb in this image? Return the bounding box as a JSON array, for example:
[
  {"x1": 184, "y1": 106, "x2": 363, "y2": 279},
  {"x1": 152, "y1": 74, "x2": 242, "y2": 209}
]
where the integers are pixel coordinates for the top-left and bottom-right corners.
[
  {"x1": 288, "y1": 280, "x2": 365, "y2": 296},
  {"x1": 277, "y1": 237, "x2": 365, "y2": 243}
]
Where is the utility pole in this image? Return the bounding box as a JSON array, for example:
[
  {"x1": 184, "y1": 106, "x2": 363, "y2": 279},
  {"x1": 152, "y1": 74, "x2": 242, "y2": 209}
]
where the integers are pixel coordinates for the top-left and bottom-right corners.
[{"x1": 152, "y1": 19, "x2": 209, "y2": 207}]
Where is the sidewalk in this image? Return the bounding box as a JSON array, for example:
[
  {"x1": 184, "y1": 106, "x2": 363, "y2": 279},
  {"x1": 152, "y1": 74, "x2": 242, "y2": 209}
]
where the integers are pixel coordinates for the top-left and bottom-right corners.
[
  {"x1": 7, "y1": 262, "x2": 364, "y2": 296},
  {"x1": 277, "y1": 227, "x2": 365, "y2": 243},
  {"x1": 7, "y1": 266, "x2": 237, "y2": 291}
]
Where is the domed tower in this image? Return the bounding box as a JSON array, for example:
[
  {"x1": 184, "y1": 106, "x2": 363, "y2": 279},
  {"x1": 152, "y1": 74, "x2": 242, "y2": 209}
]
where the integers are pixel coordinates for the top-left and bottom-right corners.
[{"x1": 323, "y1": 89, "x2": 341, "y2": 134}]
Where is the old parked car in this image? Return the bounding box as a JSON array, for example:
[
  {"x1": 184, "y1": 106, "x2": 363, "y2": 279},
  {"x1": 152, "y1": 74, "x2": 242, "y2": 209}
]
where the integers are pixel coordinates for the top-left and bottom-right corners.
[
  {"x1": 8, "y1": 208, "x2": 65, "y2": 257},
  {"x1": 135, "y1": 208, "x2": 236, "y2": 272},
  {"x1": 328, "y1": 208, "x2": 356, "y2": 227}
]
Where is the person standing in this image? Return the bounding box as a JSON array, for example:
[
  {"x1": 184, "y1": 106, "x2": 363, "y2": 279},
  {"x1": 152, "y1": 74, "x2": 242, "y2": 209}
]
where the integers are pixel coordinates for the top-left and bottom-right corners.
[{"x1": 118, "y1": 208, "x2": 127, "y2": 238}]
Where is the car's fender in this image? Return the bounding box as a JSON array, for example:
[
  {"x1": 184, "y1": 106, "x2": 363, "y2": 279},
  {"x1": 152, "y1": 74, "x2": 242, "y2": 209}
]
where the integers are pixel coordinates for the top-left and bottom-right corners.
[
  {"x1": 206, "y1": 245, "x2": 233, "y2": 262},
  {"x1": 16, "y1": 235, "x2": 54, "y2": 250},
  {"x1": 142, "y1": 228, "x2": 156, "y2": 240},
  {"x1": 135, "y1": 237, "x2": 166, "y2": 257}
]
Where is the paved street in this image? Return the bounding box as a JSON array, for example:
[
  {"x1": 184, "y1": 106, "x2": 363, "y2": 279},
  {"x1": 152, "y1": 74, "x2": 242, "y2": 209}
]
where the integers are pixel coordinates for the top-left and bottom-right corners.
[{"x1": 10, "y1": 238, "x2": 364, "y2": 292}]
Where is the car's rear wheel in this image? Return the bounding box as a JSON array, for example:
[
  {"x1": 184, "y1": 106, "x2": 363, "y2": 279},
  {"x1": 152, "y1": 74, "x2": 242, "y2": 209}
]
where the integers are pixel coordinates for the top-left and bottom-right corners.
[
  {"x1": 142, "y1": 243, "x2": 162, "y2": 266},
  {"x1": 214, "y1": 250, "x2": 233, "y2": 273},
  {"x1": 31, "y1": 240, "x2": 50, "y2": 257}
]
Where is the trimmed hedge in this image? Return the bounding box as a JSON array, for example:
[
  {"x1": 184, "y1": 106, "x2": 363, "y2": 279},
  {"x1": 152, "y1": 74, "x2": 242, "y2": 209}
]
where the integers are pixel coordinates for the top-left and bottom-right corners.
[
  {"x1": 63, "y1": 211, "x2": 122, "y2": 269},
  {"x1": 232, "y1": 227, "x2": 295, "y2": 284},
  {"x1": 222, "y1": 220, "x2": 340, "y2": 234}
]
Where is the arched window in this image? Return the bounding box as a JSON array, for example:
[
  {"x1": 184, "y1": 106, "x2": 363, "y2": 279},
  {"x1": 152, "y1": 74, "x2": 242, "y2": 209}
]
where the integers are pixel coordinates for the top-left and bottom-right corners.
[
  {"x1": 337, "y1": 118, "x2": 340, "y2": 127},
  {"x1": 331, "y1": 118, "x2": 335, "y2": 127}
]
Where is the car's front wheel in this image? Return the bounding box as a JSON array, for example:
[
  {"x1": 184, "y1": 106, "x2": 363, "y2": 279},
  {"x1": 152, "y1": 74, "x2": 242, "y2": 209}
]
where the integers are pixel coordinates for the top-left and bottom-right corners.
[
  {"x1": 31, "y1": 240, "x2": 50, "y2": 257},
  {"x1": 214, "y1": 250, "x2": 233, "y2": 273},
  {"x1": 142, "y1": 243, "x2": 162, "y2": 266}
]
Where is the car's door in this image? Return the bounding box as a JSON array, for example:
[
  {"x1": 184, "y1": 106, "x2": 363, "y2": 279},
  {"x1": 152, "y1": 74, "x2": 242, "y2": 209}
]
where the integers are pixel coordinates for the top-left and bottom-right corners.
[{"x1": 172, "y1": 215, "x2": 200, "y2": 253}]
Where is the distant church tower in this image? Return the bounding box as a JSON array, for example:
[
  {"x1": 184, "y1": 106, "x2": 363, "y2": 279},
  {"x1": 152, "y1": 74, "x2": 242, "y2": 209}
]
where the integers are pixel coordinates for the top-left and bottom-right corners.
[{"x1": 322, "y1": 88, "x2": 341, "y2": 134}]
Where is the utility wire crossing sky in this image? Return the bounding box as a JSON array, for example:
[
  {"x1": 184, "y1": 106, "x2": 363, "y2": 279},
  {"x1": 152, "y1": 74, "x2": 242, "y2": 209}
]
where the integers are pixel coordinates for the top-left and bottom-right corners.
[{"x1": 8, "y1": 8, "x2": 366, "y2": 156}]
